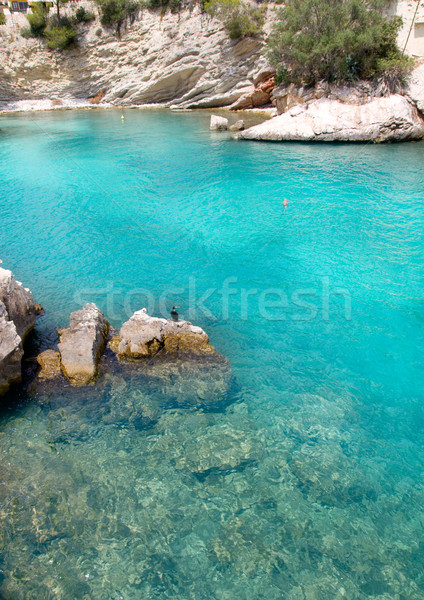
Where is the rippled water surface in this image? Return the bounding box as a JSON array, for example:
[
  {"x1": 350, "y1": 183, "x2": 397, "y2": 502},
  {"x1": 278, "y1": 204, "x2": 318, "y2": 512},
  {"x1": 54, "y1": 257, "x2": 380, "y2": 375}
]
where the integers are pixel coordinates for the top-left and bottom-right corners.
[{"x1": 0, "y1": 109, "x2": 424, "y2": 599}]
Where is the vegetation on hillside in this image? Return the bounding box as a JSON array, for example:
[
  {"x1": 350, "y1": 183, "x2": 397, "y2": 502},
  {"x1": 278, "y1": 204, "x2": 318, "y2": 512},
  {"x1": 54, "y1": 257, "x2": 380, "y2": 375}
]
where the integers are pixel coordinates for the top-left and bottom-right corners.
[
  {"x1": 21, "y1": 2, "x2": 94, "y2": 49},
  {"x1": 267, "y1": 0, "x2": 412, "y2": 87},
  {"x1": 204, "y1": 0, "x2": 265, "y2": 39},
  {"x1": 0, "y1": 12, "x2": 6, "y2": 25},
  {"x1": 44, "y1": 17, "x2": 77, "y2": 49},
  {"x1": 96, "y1": 0, "x2": 140, "y2": 31}
]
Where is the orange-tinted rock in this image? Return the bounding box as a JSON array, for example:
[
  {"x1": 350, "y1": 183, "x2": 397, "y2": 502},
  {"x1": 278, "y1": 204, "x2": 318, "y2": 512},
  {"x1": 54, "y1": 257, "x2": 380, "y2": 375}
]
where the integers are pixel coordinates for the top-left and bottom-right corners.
[{"x1": 36, "y1": 350, "x2": 61, "y2": 380}]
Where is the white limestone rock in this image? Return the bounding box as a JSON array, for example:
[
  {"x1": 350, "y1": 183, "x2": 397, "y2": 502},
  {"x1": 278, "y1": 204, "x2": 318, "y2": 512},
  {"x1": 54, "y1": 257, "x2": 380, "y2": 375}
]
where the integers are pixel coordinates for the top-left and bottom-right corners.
[
  {"x1": 110, "y1": 309, "x2": 213, "y2": 360},
  {"x1": 58, "y1": 303, "x2": 110, "y2": 386},
  {"x1": 238, "y1": 95, "x2": 424, "y2": 142},
  {"x1": 0, "y1": 6, "x2": 272, "y2": 110},
  {"x1": 0, "y1": 267, "x2": 37, "y2": 340},
  {"x1": 407, "y1": 63, "x2": 424, "y2": 114},
  {"x1": 210, "y1": 115, "x2": 229, "y2": 131},
  {"x1": 0, "y1": 301, "x2": 23, "y2": 395}
]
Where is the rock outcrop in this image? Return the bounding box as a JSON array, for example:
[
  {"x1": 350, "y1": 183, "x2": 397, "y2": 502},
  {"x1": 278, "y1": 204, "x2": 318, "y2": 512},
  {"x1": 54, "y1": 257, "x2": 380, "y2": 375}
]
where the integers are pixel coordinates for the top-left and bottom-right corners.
[
  {"x1": 229, "y1": 75, "x2": 275, "y2": 110},
  {"x1": 58, "y1": 303, "x2": 110, "y2": 385},
  {"x1": 110, "y1": 309, "x2": 215, "y2": 360},
  {"x1": 0, "y1": 301, "x2": 23, "y2": 395},
  {"x1": 0, "y1": 267, "x2": 38, "y2": 340},
  {"x1": 238, "y1": 95, "x2": 424, "y2": 142},
  {"x1": 0, "y1": 267, "x2": 39, "y2": 395},
  {"x1": 210, "y1": 115, "x2": 229, "y2": 131},
  {"x1": 407, "y1": 62, "x2": 424, "y2": 114}
]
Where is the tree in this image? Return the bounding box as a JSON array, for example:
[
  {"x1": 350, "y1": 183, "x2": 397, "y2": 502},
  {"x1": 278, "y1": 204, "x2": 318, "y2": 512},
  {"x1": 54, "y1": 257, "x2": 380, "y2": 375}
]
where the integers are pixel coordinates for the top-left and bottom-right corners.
[
  {"x1": 51, "y1": 0, "x2": 69, "y2": 21},
  {"x1": 96, "y1": 0, "x2": 140, "y2": 32},
  {"x1": 204, "y1": 0, "x2": 265, "y2": 40},
  {"x1": 267, "y1": 0, "x2": 411, "y2": 86}
]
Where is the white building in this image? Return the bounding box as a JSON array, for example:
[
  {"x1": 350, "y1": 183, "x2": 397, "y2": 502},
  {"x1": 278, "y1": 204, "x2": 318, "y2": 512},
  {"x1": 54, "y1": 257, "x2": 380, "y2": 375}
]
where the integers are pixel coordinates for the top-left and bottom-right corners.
[{"x1": 394, "y1": 0, "x2": 424, "y2": 57}]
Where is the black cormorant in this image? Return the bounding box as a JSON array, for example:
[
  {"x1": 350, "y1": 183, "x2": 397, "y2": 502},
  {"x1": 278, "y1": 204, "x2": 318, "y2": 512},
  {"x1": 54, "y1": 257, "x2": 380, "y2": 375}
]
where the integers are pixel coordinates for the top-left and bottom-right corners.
[{"x1": 171, "y1": 306, "x2": 179, "y2": 321}]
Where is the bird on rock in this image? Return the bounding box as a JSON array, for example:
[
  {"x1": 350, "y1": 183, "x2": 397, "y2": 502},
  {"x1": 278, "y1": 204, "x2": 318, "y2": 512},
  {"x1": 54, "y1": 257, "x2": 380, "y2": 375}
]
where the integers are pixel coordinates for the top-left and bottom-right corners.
[{"x1": 171, "y1": 306, "x2": 179, "y2": 321}]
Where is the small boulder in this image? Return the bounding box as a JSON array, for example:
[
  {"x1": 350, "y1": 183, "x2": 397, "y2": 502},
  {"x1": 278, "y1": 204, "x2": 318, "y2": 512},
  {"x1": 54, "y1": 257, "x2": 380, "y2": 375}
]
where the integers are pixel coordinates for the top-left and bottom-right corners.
[
  {"x1": 36, "y1": 350, "x2": 62, "y2": 380},
  {"x1": 0, "y1": 301, "x2": 23, "y2": 395},
  {"x1": 58, "y1": 303, "x2": 110, "y2": 385},
  {"x1": 229, "y1": 120, "x2": 245, "y2": 131},
  {"x1": 210, "y1": 115, "x2": 229, "y2": 131}
]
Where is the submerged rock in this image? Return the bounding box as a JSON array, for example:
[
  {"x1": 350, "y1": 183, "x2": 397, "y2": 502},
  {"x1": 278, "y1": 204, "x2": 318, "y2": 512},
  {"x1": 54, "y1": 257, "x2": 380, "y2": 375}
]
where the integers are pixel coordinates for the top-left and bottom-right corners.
[
  {"x1": 36, "y1": 349, "x2": 62, "y2": 380},
  {"x1": 210, "y1": 115, "x2": 229, "y2": 131},
  {"x1": 0, "y1": 301, "x2": 23, "y2": 395},
  {"x1": 58, "y1": 303, "x2": 110, "y2": 386},
  {"x1": 238, "y1": 95, "x2": 424, "y2": 142},
  {"x1": 174, "y1": 423, "x2": 261, "y2": 474}
]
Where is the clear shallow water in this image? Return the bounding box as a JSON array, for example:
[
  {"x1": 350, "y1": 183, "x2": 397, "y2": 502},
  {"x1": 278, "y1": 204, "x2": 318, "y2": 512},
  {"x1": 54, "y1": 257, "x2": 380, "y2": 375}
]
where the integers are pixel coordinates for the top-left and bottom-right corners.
[{"x1": 0, "y1": 109, "x2": 424, "y2": 599}]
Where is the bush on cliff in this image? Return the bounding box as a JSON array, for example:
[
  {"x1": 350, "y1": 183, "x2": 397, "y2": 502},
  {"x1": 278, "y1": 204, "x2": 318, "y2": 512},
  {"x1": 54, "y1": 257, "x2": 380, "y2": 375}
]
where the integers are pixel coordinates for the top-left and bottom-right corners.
[
  {"x1": 204, "y1": 0, "x2": 265, "y2": 39},
  {"x1": 75, "y1": 6, "x2": 95, "y2": 22},
  {"x1": 144, "y1": 0, "x2": 181, "y2": 14},
  {"x1": 96, "y1": 0, "x2": 140, "y2": 30},
  {"x1": 267, "y1": 0, "x2": 412, "y2": 86},
  {"x1": 25, "y1": 3, "x2": 48, "y2": 37},
  {"x1": 0, "y1": 12, "x2": 6, "y2": 25},
  {"x1": 44, "y1": 22, "x2": 77, "y2": 49},
  {"x1": 22, "y1": 5, "x2": 81, "y2": 48}
]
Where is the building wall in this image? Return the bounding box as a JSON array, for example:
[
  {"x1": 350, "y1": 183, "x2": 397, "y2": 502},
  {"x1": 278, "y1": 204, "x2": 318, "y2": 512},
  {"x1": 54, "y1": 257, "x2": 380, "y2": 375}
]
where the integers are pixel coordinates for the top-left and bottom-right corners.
[{"x1": 394, "y1": 0, "x2": 424, "y2": 58}]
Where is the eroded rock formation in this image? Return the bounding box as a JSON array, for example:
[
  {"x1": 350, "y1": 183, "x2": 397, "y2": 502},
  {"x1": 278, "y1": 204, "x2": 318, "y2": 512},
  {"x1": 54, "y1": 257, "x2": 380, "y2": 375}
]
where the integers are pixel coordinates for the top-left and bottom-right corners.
[
  {"x1": 109, "y1": 309, "x2": 216, "y2": 360},
  {"x1": 0, "y1": 267, "x2": 38, "y2": 340},
  {"x1": 0, "y1": 5, "x2": 274, "y2": 110},
  {"x1": 0, "y1": 301, "x2": 23, "y2": 395},
  {"x1": 0, "y1": 266, "x2": 39, "y2": 395},
  {"x1": 58, "y1": 303, "x2": 110, "y2": 385},
  {"x1": 238, "y1": 94, "x2": 424, "y2": 142}
]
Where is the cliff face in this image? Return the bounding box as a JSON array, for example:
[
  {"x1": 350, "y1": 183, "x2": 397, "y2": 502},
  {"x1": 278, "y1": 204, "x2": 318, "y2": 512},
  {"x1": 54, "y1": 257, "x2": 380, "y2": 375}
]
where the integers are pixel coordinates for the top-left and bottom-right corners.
[{"x1": 0, "y1": 4, "x2": 273, "y2": 109}]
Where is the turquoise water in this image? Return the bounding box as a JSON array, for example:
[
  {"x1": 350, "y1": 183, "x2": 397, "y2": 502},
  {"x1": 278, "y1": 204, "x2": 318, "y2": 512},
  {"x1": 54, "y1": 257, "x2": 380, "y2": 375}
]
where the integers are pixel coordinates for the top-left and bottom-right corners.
[{"x1": 0, "y1": 109, "x2": 424, "y2": 599}]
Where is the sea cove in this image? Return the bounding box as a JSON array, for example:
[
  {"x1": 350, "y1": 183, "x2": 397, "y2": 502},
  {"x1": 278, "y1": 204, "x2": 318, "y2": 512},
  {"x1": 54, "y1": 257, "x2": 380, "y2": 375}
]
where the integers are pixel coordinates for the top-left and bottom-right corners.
[{"x1": 0, "y1": 109, "x2": 424, "y2": 599}]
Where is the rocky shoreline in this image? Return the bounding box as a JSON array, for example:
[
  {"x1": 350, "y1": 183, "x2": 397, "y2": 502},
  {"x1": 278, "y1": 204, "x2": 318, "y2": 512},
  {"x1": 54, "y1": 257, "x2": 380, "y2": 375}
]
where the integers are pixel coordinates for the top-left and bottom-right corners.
[
  {"x1": 1, "y1": 2, "x2": 423, "y2": 142},
  {"x1": 0, "y1": 265, "x2": 231, "y2": 405}
]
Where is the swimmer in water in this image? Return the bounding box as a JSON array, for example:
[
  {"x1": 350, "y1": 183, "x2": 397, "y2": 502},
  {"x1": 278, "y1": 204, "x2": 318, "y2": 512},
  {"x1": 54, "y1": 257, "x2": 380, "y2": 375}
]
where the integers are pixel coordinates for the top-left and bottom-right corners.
[{"x1": 283, "y1": 198, "x2": 288, "y2": 207}]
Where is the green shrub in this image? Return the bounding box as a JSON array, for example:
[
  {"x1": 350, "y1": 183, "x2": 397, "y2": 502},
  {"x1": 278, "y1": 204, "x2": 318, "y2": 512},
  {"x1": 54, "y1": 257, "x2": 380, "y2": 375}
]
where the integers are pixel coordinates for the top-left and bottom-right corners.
[
  {"x1": 96, "y1": 0, "x2": 140, "y2": 29},
  {"x1": 204, "y1": 0, "x2": 264, "y2": 39},
  {"x1": 169, "y1": 0, "x2": 181, "y2": 12},
  {"x1": 26, "y1": 4, "x2": 48, "y2": 37},
  {"x1": 75, "y1": 6, "x2": 95, "y2": 22},
  {"x1": 267, "y1": 0, "x2": 412, "y2": 86},
  {"x1": 0, "y1": 12, "x2": 6, "y2": 25},
  {"x1": 44, "y1": 23, "x2": 76, "y2": 48}
]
